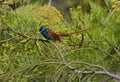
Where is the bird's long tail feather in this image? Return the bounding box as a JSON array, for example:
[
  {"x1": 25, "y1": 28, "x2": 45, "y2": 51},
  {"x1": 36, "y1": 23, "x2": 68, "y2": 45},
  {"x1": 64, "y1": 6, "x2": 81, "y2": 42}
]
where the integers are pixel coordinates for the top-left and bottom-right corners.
[
  {"x1": 67, "y1": 27, "x2": 94, "y2": 35},
  {"x1": 58, "y1": 34, "x2": 70, "y2": 37},
  {"x1": 58, "y1": 26, "x2": 97, "y2": 37}
]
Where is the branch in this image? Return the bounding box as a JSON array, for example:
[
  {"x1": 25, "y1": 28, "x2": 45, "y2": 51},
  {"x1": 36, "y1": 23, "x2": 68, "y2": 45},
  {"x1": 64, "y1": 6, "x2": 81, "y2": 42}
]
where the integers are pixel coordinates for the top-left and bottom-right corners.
[
  {"x1": 48, "y1": 0, "x2": 52, "y2": 5},
  {"x1": 50, "y1": 43, "x2": 120, "y2": 80},
  {"x1": 9, "y1": 27, "x2": 49, "y2": 42},
  {"x1": 0, "y1": 37, "x2": 16, "y2": 43},
  {"x1": 103, "y1": 3, "x2": 120, "y2": 25},
  {"x1": 74, "y1": 70, "x2": 105, "y2": 74},
  {"x1": 67, "y1": 61, "x2": 120, "y2": 80}
]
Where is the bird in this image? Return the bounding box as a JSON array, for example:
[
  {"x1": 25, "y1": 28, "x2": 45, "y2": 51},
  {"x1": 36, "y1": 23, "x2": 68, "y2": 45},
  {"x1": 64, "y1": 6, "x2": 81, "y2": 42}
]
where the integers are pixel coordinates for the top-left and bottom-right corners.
[
  {"x1": 39, "y1": 25, "x2": 95, "y2": 41},
  {"x1": 39, "y1": 26, "x2": 70, "y2": 41}
]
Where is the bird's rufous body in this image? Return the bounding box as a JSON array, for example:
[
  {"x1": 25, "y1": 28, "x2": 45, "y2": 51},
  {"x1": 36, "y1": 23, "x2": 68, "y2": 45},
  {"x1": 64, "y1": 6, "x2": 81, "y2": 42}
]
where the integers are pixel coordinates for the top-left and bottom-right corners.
[{"x1": 39, "y1": 26, "x2": 70, "y2": 41}]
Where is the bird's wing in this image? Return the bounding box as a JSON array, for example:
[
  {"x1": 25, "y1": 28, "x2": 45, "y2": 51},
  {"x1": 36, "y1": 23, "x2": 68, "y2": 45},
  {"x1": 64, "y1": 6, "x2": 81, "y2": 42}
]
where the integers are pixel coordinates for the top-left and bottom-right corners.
[{"x1": 48, "y1": 30, "x2": 60, "y2": 40}]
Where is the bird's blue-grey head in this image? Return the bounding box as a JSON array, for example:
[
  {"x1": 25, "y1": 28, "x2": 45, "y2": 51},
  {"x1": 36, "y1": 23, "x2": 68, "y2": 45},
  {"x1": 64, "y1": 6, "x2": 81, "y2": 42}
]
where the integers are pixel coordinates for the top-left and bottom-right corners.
[
  {"x1": 39, "y1": 26, "x2": 48, "y2": 35},
  {"x1": 38, "y1": 26, "x2": 55, "y2": 40}
]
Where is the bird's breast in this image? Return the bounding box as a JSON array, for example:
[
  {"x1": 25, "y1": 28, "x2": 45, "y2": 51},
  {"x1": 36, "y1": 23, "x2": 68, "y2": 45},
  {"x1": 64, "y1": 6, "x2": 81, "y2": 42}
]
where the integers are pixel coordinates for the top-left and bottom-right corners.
[{"x1": 42, "y1": 32, "x2": 54, "y2": 40}]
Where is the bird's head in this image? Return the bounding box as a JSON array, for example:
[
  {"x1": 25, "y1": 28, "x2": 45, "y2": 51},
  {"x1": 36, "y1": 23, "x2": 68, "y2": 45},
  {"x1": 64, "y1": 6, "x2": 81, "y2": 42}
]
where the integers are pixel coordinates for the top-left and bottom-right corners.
[{"x1": 39, "y1": 26, "x2": 48, "y2": 34}]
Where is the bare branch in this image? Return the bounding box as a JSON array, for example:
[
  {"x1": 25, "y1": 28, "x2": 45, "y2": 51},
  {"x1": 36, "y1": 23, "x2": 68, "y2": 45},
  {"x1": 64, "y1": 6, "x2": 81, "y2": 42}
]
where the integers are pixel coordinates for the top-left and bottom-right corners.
[
  {"x1": 80, "y1": 62, "x2": 120, "y2": 80},
  {"x1": 66, "y1": 61, "x2": 120, "y2": 80}
]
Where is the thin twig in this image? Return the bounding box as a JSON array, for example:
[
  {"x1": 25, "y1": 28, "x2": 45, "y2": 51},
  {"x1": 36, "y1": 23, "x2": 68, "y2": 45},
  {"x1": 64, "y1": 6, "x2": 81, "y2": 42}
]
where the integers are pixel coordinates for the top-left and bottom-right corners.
[
  {"x1": 48, "y1": 0, "x2": 52, "y2": 5},
  {"x1": 7, "y1": 27, "x2": 49, "y2": 42},
  {"x1": 51, "y1": 42, "x2": 75, "y2": 70},
  {"x1": 103, "y1": 3, "x2": 120, "y2": 25},
  {"x1": 0, "y1": 37, "x2": 16, "y2": 43}
]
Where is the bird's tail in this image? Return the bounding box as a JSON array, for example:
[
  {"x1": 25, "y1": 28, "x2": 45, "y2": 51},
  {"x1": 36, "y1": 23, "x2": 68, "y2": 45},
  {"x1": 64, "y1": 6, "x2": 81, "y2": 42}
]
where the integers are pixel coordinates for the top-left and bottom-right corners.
[
  {"x1": 58, "y1": 26, "x2": 97, "y2": 37},
  {"x1": 58, "y1": 34, "x2": 70, "y2": 37}
]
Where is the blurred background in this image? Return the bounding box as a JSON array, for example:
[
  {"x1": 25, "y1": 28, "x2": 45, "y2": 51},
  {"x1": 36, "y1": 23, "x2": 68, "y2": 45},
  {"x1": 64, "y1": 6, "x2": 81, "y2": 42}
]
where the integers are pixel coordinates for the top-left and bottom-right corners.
[{"x1": 0, "y1": 0, "x2": 112, "y2": 22}]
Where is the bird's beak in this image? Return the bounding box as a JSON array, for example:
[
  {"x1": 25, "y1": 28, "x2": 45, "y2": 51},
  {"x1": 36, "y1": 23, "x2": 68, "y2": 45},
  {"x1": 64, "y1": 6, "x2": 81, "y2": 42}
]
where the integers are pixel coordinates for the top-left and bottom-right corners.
[{"x1": 38, "y1": 31, "x2": 41, "y2": 34}]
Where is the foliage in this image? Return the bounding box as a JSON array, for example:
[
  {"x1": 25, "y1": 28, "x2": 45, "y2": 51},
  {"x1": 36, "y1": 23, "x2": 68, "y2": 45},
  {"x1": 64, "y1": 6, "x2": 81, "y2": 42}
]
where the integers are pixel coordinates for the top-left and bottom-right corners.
[
  {"x1": 0, "y1": 1, "x2": 120, "y2": 82},
  {"x1": 3, "y1": 0, "x2": 22, "y2": 5}
]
